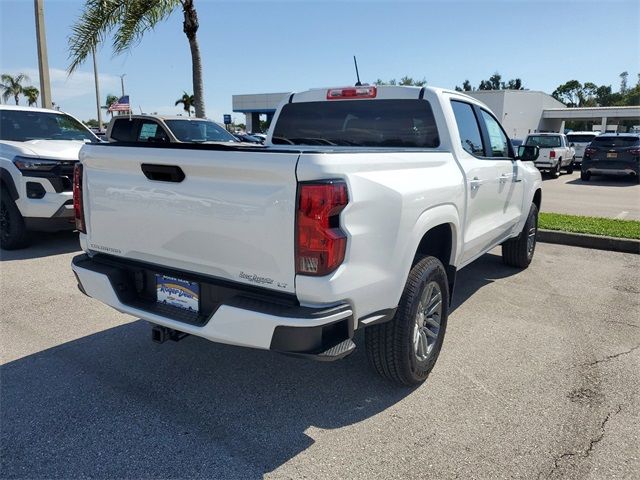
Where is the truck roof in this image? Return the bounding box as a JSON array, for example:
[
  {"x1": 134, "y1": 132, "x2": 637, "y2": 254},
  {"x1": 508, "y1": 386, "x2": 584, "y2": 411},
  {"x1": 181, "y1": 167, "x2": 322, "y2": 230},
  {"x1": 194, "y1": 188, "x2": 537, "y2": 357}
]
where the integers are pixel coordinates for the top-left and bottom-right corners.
[{"x1": 0, "y1": 104, "x2": 67, "y2": 115}]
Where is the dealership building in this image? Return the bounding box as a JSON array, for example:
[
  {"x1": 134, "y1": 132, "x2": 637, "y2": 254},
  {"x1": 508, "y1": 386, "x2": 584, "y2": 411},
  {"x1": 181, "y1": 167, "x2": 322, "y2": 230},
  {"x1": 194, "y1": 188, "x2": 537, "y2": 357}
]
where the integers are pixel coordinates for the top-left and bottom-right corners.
[{"x1": 232, "y1": 89, "x2": 640, "y2": 139}]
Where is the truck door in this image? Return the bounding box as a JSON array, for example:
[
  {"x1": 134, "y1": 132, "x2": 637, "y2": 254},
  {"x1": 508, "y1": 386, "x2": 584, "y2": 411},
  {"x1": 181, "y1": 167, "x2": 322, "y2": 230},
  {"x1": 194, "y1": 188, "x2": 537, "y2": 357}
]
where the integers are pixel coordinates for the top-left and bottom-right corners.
[{"x1": 449, "y1": 100, "x2": 524, "y2": 264}]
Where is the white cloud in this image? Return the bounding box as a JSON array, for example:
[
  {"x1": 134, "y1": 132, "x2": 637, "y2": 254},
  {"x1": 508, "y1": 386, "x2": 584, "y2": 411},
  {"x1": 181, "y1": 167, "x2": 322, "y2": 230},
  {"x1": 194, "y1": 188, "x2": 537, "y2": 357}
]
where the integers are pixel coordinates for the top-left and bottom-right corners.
[{"x1": 10, "y1": 67, "x2": 121, "y2": 103}]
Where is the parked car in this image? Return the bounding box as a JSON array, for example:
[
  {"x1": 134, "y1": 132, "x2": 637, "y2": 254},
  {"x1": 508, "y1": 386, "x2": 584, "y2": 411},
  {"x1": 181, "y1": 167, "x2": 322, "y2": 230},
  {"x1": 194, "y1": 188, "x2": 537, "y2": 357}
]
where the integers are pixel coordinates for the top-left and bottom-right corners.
[
  {"x1": 523, "y1": 133, "x2": 575, "y2": 177},
  {"x1": 510, "y1": 138, "x2": 523, "y2": 152},
  {"x1": 0, "y1": 105, "x2": 100, "y2": 249},
  {"x1": 233, "y1": 133, "x2": 263, "y2": 144},
  {"x1": 106, "y1": 115, "x2": 239, "y2": 144},
  {"x1": 581, "y1": 133, "x2": 640, "y2": 183},
  {"x1": 72, "y1": 85, "x2": 542, "y2": 386},
  {"x1": 566, "y1": 131, "x2": 600, "y2": 165}
]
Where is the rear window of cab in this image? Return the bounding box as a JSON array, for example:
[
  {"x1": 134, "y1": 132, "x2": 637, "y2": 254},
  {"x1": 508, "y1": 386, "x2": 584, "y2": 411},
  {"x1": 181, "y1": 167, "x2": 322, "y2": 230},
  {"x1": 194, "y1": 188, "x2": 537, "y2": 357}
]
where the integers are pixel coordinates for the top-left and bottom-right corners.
[
  {"x1": 272, "y1": 99, "x2": 440, "y2": 148},
  {"x1": 525, "y1": 135, "x2": 561, "y2": 148}
]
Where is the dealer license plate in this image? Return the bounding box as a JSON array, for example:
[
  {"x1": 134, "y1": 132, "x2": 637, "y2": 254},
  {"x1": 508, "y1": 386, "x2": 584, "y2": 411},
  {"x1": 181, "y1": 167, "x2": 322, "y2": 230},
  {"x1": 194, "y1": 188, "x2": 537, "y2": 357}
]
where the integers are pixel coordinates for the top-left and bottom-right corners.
[{"x1": 156, "y1": 274, "x2": 199, "y2": 312}]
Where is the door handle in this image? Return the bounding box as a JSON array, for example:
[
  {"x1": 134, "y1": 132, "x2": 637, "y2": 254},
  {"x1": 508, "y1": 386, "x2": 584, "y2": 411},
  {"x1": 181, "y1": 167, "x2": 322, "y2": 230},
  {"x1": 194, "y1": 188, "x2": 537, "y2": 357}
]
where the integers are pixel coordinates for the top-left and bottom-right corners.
[
  {"x1": 469, "y1": 177, "x2": 484, "y2": 190},
  {"x1": 499, "y1": 173, "x2": 515, "y2": 183},
  {"x1": 141, "y1": 164, "x2": 185, "y2": 182}
]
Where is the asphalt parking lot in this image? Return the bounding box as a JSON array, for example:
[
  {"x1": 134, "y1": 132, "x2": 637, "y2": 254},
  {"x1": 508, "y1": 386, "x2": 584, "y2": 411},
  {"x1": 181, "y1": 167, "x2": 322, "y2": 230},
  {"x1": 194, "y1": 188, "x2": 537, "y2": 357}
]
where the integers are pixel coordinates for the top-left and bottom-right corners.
[
  {"x1": 1, "y1": 233, "x2": 639, "y2": 479},
  {"x1": 541, "y1": 171, "x2": 640, "y2": 220}
]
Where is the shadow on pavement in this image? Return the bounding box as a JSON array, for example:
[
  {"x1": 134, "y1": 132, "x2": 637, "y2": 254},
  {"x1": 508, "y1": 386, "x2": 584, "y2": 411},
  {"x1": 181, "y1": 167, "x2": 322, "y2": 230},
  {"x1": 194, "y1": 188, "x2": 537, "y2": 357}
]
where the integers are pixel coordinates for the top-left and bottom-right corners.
[
  {"x1": 450, "y1": 252, "x2": 519, "y2": 312},
  {"x1": 0, "y1": 231, "x2": 80, "y2": 261},
  {"x1": 0, "y1": 252, "x2": 520, "y2": 478},
  {"x1": 566, "y1": 176, "x2": 639, "y2": 187}
]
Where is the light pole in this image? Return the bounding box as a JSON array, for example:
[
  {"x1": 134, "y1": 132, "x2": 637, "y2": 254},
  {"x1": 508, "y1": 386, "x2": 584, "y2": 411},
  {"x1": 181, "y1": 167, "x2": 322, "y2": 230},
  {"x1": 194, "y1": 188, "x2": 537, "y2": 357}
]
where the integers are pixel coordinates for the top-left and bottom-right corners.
[
  {"x1": 34, "y1": 0, "x2": 52, "y2": 109},
  {"x1": 92, "y1": 46, "x2": 103, "y2": 130},
  {"x1": 119, "y1": 74, "x2": 126, "y2": 97}
]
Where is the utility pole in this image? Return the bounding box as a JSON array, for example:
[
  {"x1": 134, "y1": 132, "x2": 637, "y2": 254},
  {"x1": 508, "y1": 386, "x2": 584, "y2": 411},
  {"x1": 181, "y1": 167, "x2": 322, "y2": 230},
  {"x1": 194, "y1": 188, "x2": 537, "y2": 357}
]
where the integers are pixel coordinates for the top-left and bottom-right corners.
[
  {"x1": 92, "y1": 46, "x2": 103, "y2": 130},
  {"x1": 34, "y1": 0, "x2": 52, "y2": 109},
  {"x1": 119, "y1": 74, "x2": 126, "y2": 97}
]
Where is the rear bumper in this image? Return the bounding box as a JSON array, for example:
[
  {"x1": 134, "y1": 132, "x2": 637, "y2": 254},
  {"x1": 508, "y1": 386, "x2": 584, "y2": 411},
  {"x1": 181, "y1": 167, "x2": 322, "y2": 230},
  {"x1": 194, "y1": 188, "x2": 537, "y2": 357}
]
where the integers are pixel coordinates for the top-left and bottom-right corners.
[
  {"x1": 71, "y1": 254, "x2": 354, "y2": 359},
  {"x1": 584, "y1": 168, "x2": 637, "y2": 176}
]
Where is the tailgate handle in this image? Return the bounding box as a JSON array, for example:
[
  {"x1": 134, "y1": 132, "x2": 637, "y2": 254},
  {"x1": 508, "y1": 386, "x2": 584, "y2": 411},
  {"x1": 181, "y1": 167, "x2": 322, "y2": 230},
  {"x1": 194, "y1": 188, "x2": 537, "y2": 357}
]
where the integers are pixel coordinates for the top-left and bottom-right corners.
[{"x1": 141, "y1": 164, "x2": 185, "y2": 183}]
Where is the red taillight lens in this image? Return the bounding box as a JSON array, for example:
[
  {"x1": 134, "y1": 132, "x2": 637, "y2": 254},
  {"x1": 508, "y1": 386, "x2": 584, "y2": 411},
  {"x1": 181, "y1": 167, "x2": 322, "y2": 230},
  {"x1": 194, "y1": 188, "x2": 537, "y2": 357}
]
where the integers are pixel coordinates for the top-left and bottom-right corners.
[
  {"x1": 630, "y1": 148, "x2": 640, "y2": 156},
  {"x1": 584, "y1": 147, "x2": 597, "y2": 157},
  {"x1": 549, "y1": 150, "x2": 556, "y2": 159},
  {"x1": 296, "y1": 181, "x2": 348, "y2": 276},
  {"x1": 73, "y1": 163, "x2": 86, "y2": 233},
  {"x1": 326, "y1": 86, "x2": 377, "y2": 100}
]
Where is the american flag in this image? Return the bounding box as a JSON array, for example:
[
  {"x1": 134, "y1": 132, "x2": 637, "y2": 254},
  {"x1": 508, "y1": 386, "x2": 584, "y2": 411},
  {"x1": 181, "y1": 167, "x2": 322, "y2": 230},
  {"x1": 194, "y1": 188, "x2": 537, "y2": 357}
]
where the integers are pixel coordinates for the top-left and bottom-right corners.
[{"x1": 108, "y1": 95, "x2": 131, "y2": 112}]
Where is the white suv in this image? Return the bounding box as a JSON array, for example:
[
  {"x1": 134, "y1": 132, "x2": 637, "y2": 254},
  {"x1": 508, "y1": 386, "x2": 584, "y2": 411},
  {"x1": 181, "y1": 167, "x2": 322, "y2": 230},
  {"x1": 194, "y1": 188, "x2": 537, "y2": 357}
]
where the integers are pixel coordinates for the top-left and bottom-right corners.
[
  {"x1": 0, "y1": 105, "x2": 99, "y2": 249},
  {"x1": 566, "y1": 131, "x2": 599, "y2": 165}
]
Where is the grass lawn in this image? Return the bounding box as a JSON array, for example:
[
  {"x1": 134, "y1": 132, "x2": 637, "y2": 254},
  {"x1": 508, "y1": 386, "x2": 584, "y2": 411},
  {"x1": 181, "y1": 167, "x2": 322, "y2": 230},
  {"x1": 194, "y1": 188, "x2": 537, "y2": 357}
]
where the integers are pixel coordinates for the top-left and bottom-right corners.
[{"x1": 539, "y1": 213, "x2": 640, "y2": 240}]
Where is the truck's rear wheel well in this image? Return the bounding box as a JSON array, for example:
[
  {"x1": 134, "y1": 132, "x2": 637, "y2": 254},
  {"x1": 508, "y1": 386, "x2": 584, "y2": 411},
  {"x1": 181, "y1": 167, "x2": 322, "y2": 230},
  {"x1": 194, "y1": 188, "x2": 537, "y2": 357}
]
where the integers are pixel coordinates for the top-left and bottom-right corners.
[
  {"x1": 533, "y1": 189, "x2": 541, "y2": 211},
  {"x1": 413, "y1": 224, "x2": 453, "y2": 268},
  {"x1": 412, "y1": 224, "x2": 455, "y2": 302}
]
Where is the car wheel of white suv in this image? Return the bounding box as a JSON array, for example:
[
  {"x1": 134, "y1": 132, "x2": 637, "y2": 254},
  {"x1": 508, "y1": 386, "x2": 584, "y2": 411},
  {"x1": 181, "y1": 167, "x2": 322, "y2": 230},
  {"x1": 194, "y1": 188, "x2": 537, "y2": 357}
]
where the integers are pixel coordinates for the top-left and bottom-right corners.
[
  {"x1": 0, "y1": 191, "x2": 30, "y2": 250},
  {"x1": 365, "y1": 255, "x2": 449, "y2": 385}
]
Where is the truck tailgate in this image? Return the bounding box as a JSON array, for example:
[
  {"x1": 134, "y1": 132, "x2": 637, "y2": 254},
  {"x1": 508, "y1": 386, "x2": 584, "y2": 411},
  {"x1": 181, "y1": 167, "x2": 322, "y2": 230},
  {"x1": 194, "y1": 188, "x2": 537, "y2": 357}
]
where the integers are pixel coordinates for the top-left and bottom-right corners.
[{"x1": 80, "y1": 144, "x2": 300, "y2": 294}]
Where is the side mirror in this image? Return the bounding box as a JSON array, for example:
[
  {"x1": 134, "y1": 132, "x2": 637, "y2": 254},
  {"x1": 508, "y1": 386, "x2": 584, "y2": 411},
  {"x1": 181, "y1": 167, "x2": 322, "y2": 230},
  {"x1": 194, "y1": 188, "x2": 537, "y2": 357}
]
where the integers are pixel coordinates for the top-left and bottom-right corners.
[{"x1": 518, "y1": 145, "x2": 539, "y2": 162}]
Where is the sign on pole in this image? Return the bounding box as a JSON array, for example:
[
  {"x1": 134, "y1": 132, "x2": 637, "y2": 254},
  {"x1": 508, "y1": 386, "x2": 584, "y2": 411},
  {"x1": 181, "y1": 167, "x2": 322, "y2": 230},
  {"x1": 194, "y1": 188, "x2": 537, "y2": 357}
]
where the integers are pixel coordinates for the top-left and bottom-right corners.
[{"x1": 223, "y1": 114, "x2": 232, "y2": 125}]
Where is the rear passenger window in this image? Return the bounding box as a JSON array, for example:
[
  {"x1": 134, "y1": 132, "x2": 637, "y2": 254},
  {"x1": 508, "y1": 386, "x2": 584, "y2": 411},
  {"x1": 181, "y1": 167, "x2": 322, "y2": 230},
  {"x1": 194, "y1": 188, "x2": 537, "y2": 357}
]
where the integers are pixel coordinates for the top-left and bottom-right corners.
[
  {"x1": 451, "y1": 101, "x2": 484, "y2": 156},
  {"x1": 480, "y1": 110, "x2": 510, "y2": 158}
]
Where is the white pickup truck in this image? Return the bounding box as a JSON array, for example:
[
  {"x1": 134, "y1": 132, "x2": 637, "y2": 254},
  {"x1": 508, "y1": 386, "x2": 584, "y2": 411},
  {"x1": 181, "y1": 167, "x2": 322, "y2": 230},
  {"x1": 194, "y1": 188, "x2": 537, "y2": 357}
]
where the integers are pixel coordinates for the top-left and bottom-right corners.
[
  {"x1": 71, "y1": 86, "x2": 542, "y2": 385},
  {"x1": 524, "y1": 132, "x2": 576, "y2": 178}
]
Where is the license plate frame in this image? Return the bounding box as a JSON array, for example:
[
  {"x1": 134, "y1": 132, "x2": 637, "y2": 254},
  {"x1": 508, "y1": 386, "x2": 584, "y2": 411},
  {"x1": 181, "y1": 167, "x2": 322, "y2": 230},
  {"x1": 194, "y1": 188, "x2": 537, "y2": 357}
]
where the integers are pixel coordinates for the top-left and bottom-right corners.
[
  {"x1": 155, "y1": 274, "x2": 200, "y2": 313},
  {"x1": 607, "y1": 152, "x2": 618, "y2": 159}
]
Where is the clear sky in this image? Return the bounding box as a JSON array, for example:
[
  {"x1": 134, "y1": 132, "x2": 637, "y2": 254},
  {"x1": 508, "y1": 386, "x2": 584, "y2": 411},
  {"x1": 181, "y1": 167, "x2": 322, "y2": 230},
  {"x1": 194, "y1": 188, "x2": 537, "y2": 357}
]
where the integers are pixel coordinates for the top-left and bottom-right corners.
[{"x1": 1, "y1": 0, "x2": 638, "y2": 123}]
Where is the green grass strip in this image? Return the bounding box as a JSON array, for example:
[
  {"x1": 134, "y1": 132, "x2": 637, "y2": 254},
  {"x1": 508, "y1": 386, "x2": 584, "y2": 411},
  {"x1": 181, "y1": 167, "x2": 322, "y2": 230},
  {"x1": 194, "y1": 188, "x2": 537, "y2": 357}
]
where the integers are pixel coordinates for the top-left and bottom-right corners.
[{"x1": 539, "y1": 212, "x2": 640, "y2": 240}]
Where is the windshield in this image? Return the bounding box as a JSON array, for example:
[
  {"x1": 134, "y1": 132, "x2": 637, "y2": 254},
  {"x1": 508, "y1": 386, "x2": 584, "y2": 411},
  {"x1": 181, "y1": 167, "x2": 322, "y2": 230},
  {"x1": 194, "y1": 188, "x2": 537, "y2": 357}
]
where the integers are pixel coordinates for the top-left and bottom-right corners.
[
  {"x1": 592, "y1": 136, "x2": 640, "y2": 148},
  {"x1": 272, "y1": 99, "x2": 440, "y2": 148},
  {"x1": 164, "y1": 120, "x2": 238, "y2": 143},
  {"x1": 525, "y1": 135, "x2": 561, "y2": 148},
  {"x1": 0, "y1": 109, "x2": 97, "y2": 142},
  {"x1": 567, "y1": 134, "x2": 597, "y2": 143}
]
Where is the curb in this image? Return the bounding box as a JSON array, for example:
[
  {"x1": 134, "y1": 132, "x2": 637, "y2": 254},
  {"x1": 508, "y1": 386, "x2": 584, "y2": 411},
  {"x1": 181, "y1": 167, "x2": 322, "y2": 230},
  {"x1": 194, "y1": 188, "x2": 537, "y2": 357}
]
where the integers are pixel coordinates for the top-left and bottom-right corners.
[{"x1": 538, "y1": 229, "x2": 640, "y2": 254}]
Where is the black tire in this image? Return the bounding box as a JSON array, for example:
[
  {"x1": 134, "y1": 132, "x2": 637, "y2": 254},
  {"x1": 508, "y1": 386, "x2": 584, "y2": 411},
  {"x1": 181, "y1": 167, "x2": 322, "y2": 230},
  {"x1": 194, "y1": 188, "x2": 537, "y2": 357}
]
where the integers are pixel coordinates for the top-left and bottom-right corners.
[
  {"x1": 566, "y1": 157, "x2": 575, "y2": 174},
  {"x1": 502, "y1": 203, "x2": 538, "y2": 269},
  {"x1": 552, "y1": 161, "x2": 561, "y2": 178},
  {"x1": 365, "y1": 256, "x2": 449, "y2": 386},
  {"x1": 0, "y1": 190, "x2": 30, "y2": 250},
  {"x1": 581, "y1": 170, "x2": 591, "y2": 182}
]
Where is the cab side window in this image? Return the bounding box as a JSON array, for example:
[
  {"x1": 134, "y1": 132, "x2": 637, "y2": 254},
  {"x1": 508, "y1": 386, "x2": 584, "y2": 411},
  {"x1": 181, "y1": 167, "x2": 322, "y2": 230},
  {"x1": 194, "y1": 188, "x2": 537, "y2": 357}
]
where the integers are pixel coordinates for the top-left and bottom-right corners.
[
  {"x1": 479, "y1": 110, "x2": 510, "y2": 158},
  {"x1": 451, "y1": 101, "x2": 484, "y2": 156},
  {"x1": 137, "y1": 120, "x2": 169, "y2": 142}
]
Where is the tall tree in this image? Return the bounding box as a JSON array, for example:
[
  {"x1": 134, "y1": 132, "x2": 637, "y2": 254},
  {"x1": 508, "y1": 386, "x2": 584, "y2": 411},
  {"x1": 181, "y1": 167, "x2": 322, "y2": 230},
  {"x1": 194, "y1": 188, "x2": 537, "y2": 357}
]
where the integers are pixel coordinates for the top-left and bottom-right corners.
[
  {"x1": 375, "y1": 77, "x2": 425, "y2": 86},
  {"x1": 619, "y1": 71, "x2": 629, "y2": 94},
  {"x1": 175, "y1": 91, "x2": 194, "y2": 116},
  {"x1": 0, "y1": 73, "x2": 29, "y2": 105},
  {"x1": 22, "y1": 86, "x2": 40, "y2": 106},
  {"x1": 68, "y1": 0, "x2": 206, "y2": 118}
]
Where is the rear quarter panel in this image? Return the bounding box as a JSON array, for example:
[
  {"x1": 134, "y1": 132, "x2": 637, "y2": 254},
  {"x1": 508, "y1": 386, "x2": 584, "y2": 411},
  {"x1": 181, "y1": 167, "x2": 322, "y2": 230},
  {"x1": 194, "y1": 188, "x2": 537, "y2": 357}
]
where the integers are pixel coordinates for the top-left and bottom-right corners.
[{"x1": 295, "y1": 150, "x2": 464, "y2": 321}]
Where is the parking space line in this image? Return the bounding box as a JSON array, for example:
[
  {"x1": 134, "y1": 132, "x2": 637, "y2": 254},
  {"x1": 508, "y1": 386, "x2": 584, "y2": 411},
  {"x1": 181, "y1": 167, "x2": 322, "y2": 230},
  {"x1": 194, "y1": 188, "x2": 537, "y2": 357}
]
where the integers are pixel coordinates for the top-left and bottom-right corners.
[{"x1": 614, "y1": 211, "x2": 629, "y2": 220}]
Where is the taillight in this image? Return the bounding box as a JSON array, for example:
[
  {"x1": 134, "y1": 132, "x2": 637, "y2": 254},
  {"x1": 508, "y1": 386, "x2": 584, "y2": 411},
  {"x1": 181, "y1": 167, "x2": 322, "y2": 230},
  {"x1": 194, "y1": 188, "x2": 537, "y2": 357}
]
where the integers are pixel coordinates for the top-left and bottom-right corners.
[
  {"x1": 549, "y1": 150, "x2": 556, "y2": 159},
  {"x1": 73, "y1": 163, "x2": 86, "y2": 233},
  {"x1": 584, "y1": 147, "x2": 597, "y2": 158},
  {"x1": 296, "y1": 181, "x2": 348, "y2": 276},
  {"x1": 326, "y1": 86, "x2": 377, "y2": 100},
  {"x1": 630, "y1": 148, "x2": 640, "y2": 156}
]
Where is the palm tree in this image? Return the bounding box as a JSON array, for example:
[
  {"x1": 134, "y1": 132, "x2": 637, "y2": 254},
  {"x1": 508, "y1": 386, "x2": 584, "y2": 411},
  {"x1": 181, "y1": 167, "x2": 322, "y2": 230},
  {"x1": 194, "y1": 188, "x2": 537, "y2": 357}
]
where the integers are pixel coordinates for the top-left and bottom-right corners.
[
  {"x1": 23, "y1": 86, "x2": 40, "y2": 107},
  {"x1": 1, "y1": 73, "x2": 29, "y2": 105},
  {"x1": 68, "y1": 0, "x2": 206, "y2": 118},
  {"x1": 175, "y1": 92, "x2": 194, "y2": 116},
  {"x1": 102, "y1": 94, "x2": 119, "y2": 118}
]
